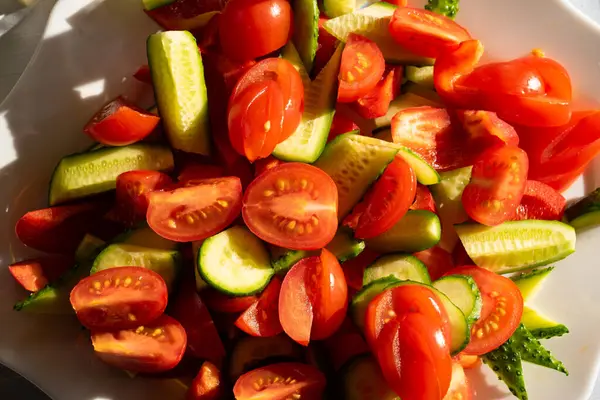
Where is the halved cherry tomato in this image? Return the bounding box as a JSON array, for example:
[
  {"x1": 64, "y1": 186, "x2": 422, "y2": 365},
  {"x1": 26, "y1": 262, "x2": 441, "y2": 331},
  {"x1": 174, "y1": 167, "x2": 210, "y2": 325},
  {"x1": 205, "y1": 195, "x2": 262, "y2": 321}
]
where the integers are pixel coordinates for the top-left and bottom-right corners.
[
  {"x1": 92, "y1": 314, "x2": 187, "y2": 373},
  {"x1": 388, "y1": 7, "x2": 471, "y2": 59},
  {"x1": 201, "y1": 289, "x2": 257, "y2": 313},
  {"x1": 353, "y1": 66, "x2": 402, "y2": 119},
  {"x1": 512, "y1": 180, "x2": 566, "y2": 221},
  {"x1": 313, "y1": 16, "x2": 338, "y2": 77},
  {"x1": 279, "y1": 249, "x2": 348, "y2": 345},
  {"x1": 231, "y1": 58, "x2": 304, "y2": 142},
  {"x1": 233, "y1": 362, "x2": 326, "y2": 400},
  {"x1": 454, "y1": 353, "x2": 481, "y2": 370},
  {"x1": 462, "y1": 145, "x2": 528, "y2": 226},
  {"x1": 411, "y1": 184, "x2": 437, "y2": 213},
  {"x1": 328, "y1": 109, "x2": 360, "y2": 142},
  {"x1": 340, "y1": 248, "x2": 380, "y2": 291},
  {"x1": 242, "y1": 163, "x2": 338, "y2": 250},
  {"x1": 8, "y1": 256, "x2": 73, "y2": 292},
  {"x1": 178, "y1": 164, "x2": 225, "y2": 185},
  {"x1": 443, "y1": 362, "x2": 472, "y2": 400},
  {"x1": 187, "y1": 361, "x2": 223, "y2": 400},
  {"x1": 235, "y1": 277, "x2": 283, "y2": 337},
  {"x1": 346, "y1": 157, "x2": 417, "y2": 239},
  {"x1": 147, "y1": 177, "x2": 242, "y2": 242},
  {"x1": 376, "y1": 315, "x2": 452, "y2": 400},
  {"x1": 115, "y1": 170, "x2": 173, "y2": 226},
  {"x1": 15, "y1": 200, "x2": 110, "y2": 254},
  {"x1": 445, "y1": 266, "x2": 523, "y2": 355},
  {"x1": 70, "y1": 267, "x2": 168, "y2": 330},
  {"x1": 83, "y1": 96, "x2": 160, "y2": 146},
  {"x1": 254, "y1": 156, "x2": 284, "y2": 177},
  {"x1": 219, "y1": 0, "x2": 291, "y2": 61},
  {"x1": 145, "y1": 0, "x2": 225, "y2": 31},
  {"x1": 414, "y1": 246, "x2": 454, "y2": 281},
  {"x1": 133, "y1": 64, "x2": 152, "y2": 84},
  {"x1": 338, "y1": 34, "x2": 385, "y2": 103}
]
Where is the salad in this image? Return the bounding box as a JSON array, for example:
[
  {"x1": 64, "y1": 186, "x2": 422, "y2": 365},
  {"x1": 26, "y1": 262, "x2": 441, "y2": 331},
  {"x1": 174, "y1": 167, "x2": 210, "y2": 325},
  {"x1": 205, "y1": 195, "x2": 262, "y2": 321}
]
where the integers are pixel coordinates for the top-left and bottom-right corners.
[{"x1": 8, "y1": 0, "x2": 600, "y2": 399}]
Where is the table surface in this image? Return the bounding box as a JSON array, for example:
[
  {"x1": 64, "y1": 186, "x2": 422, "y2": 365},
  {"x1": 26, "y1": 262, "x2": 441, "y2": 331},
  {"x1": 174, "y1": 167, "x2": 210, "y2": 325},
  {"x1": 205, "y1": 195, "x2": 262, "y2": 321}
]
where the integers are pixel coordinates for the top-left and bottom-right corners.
[{"x1": 1, "y1": 0, "x2": 600, "y2": 399}]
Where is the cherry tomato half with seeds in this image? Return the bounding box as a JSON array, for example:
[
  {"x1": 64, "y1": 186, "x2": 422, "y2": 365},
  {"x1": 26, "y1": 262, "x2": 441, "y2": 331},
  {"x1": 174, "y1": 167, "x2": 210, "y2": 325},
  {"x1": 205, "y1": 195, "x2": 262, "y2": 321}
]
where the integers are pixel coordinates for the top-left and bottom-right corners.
[
  {"x1": 115, "y1": 170, "x2": 173, "y2": 226},
  {"x1": 338, "y1": 34, "x2": 385, "y2": 103},
  {"x1": 187, "y1": 361, "x2": 223, "y2": 400}
]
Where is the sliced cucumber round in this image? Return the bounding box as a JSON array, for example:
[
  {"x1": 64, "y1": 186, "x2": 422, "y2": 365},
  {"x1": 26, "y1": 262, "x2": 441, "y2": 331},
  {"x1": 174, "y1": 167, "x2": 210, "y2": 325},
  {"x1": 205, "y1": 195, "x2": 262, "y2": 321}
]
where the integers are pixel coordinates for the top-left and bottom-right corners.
[
  {"x1": 351, "y1": 276, "x2": 400, "y2": 331},
  {"x1": 342, "y1": 356, "x2": 399, "y2": 400},
  {"x1": 365, "y1": 210, "x2": 441, "y2": 253},
  {"x1": 363, "y1": 254, "x2": 430, "y2": 286},
  {"x1": 199, "y1": 226, "x2": 274, "y2": 296},
  {"x1": 433, "y1": 275, "x2": 482, "y2": 324}
]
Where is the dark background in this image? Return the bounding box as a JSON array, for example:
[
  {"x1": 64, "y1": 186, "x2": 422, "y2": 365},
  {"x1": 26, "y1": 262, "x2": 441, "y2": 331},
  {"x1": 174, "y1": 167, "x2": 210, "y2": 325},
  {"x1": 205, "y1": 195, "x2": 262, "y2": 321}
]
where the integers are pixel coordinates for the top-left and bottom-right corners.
[{"x1": 0, "y1": 364, "x2": 49, "y2": 399}]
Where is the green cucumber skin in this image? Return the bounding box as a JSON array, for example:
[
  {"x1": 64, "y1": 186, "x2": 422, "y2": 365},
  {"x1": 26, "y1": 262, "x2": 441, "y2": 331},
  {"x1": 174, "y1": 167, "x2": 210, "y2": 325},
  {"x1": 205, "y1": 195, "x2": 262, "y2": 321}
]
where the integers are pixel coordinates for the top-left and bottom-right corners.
[
  {"x1": 531, "y1": 325, "x2": 570, "y2": 340},
  {"x1": 482, "y1": 337, "x2": 528, "y2": 400},
  {"x1": 520, "y1": 306, "x2": 569, "y2": 340},
  {"x1": 569, "y1": 210, "x2": 600, "y2": 231},
  {"x1": 292, "y1": 0, "x2": 319, "y2": 73},
  {"x1": 363, "y1": 254, "x2": 431, "y2": 286},
  {"x1": 565, "y1": 187, "x2": 600, "y2": 220},
  {"x1": 365, "y1": 210, "x2": 441, "y2": 253},
  {"x1": 511, "y1": 267, "x2": 554, "y2": 302},
  {"x1": 405, "y1": 66, "x2": 435, "y2": 89},
  {"x1": 432, "y1": 274, "x2": 482, "y2": 324},
  {"x1": 271, "y1": 248, "x2": 310, "y2": 275},
  {"x1": 510, "y1": 324, "x2": 568, "y2": 375}
]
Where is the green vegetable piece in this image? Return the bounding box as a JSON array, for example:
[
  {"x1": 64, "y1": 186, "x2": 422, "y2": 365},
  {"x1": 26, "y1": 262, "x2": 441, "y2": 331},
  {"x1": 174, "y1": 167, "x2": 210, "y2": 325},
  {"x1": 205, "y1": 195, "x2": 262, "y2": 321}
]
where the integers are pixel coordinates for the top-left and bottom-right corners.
[
  {"x1": 365, "y1": 210, "x2": 441, "y2": 253},
  {"x1": 566, "y1": 187, "x2": 600, "y2": 231},
  {"x1": 482, "y1": 337, "x2": 528, "y2": 400},
  {"x1": 521, "y1": 307, "x2": 569, "y2": 340},
  {"x1": 511, "y1": 267, "x2": 554, "y2": 302},
  {"x1": 292, "y1": 0, "x2": 319, "y2": 72},
  {"x1": 142, "y1": 0, "x2": 175, "y2": 10},
  {"x1": 405, "y1": 66, "x2": 434, "y2": 89},
  {"x1": 351, "y1": 276, "x2": 400, "y2": 331},
  {"x1": 510, "y1": 324, "x2": 568, "y2": 375},
  {"x1": 424, "y1": 0, "x2": 460, "y2": 19},
  {"x1": 270, "y1": 247, "x2": 309, "y2": 275}
]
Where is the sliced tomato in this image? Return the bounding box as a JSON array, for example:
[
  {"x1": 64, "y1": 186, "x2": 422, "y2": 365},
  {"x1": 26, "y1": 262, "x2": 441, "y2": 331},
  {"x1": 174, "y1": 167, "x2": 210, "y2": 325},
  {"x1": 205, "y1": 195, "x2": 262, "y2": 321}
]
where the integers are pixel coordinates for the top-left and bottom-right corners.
[
  {"x1": 353, "y1": 66, "x2": 403, "y2": 119},
  {"x1": 457, "y1": 110, "x2": 519, "y2": 148},
  {"x1": 443, "y1": 362, "x2": 472, "y2": 400},
  {"x1": 411, "y1": 184, "x2": 436, "y2": 213},
  {"x1": 376, "y1": 315, "x2": 452, "y2": 400},
  {"x1": 70, "y1": 267, "x2": 168, "y2": 330},
  {"x1": 145, "y1": 0, "x2": 225, "y2": 31},
  {"x1": 231, "y1": 58, "x2": 304, "y2": 142},
  {"x1": 133, "y1": 64, "x2": 152, "y2": 85},
  {"x1": 84, "y1": 96, "x2": 160, "y2": 146},
  {"x1": 454, "y1": 353, "x2": 481, "y2": 370},
  {"x1": 279, "y1": 249, "x2": 348, "y2": 345},
  {"x1": 462, "y1": 145, "x2": 528, "y2": 226},
  {"x1": 445, "y1": 266, "x2": 523, "y2": 355},
  {"x1": 201, "y1": 288, "x2": 257, "y2": 313},
  {"x1": 511, "y1": 180, "x2": 566, "y2": 221},
  {"x1": 233, "y1": 362, "x2": 326, "y2": 400},
  {"x1": 187, "y1": 361, "x2": 223, "y2": 400},
  {"x1": 170, "y1": 276, "x2": 226, "y2": 364},
  {"x1": 388, "y1": 7, "x2": 471, "y2": 59},
  {"x1": 115, "y1": 170, "x2": 173, "y2": 225},
  {"x1": 219, "y1": 0, "x2": 291, "y2": 61},
  {"x1": 338, "y1": 34, "x2": 385, "y2": 103},
  {"x1": 15, "y1": 200, "x2": 110, "y2": 254},
  {"x1": 8, "y1": 256, "x2": 73, "y2": 292},
  {"x1": 147, "y1": 177, "x2": 242, "y2": 242},
  {"x1": 347, "y1": 157, "x2": 417, "y2": 239},
  {"x1": 92, "y1": 314, "x2": 186, "y2": 373},
  {"x1": 242, "y1": 163, "x2": 338, "y2": 250},
  {"x1": 254, "y1": 156, "x2": 284, "y2": 177},
  {"x1": 178, "y1": 164, "x2": 225, "y2": 185},
  {"x1": 340, "y1": 248, "x2": 380, "y2": 291},
  {"x1": 328, "y1": 109, "x2": 360, "y2": 142},
  {"x1": 414, "y1": 246, "x2": 454, "y2": 281},
  {"x1": 235, "y1": 277, "x2": 283, "y2": 337}
]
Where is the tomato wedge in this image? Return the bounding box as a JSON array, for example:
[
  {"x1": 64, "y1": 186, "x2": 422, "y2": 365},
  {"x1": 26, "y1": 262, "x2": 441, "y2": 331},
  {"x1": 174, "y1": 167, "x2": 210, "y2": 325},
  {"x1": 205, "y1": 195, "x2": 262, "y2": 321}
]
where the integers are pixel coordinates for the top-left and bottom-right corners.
[
  {"x1": 235, "y1": 277, "x2": 283, "y2": 337},
  {"x1": 242, "y1": 163, "x2": 338, "y2": 250},
  {"x1": 457, "y1": 110, "x2": 519, "y2": 148},
  {"x1": 338, "y1": 34, "x2": 385, "y2": 103},
  {"x1": 233, "y1": 362, "x2": 326, "y2": 400},
  {"x1": 414, "y1": 246, "x2": 454, "y2": 281},
  {"x1": 388, "y1": 7, "x2": 471, "y2": 58},
  {"x1": 9, "y1": 256, "x2": 73, "y2": 292},
  {"x1": 115, "y1": 170, "x2": 173, "y2": 226},
  {"x1": 187, "y1": 361, "x2": 223, "y2": 400},
  {"x1": 70, "y1": 267, "x2": 168, "y2": 330},
  {"x1": 133, "y1": 64, "x2": 152, "y2": 84},
  {"x1": 353, "y1": 66, "x2": 402, "y2": 119},
  {"x1": 411, "y1": 184, "x2": 436, "y2": 213},
  {"x1": 84, "y1": 96, "x2": 160, "y2": 146},
  {"x1": 445, "y1": 266, "x2": 523, "y2": 355},
  {"x1": 147, "y1": 177, "x2": 242, "y2": 242},
  {"x1": 328, "y1": 109, "x2": 360, "y2": 142},
  {"x1": 462, "y1": 145, "x2": 528, "y2": 226},
  {"x1": 92, "y1": 314, "x2": 187, "y2": 373},
  {"x1": 512, "y1": 180, "x2": 566, "y2": 221},
  {"x1": 443, "y1": 362, "x2": 472, "y2": 400}
]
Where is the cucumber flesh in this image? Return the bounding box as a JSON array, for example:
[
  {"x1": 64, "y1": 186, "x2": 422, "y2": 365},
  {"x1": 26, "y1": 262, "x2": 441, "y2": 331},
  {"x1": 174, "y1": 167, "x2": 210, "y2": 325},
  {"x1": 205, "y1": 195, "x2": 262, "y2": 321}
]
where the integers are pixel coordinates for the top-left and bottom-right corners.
[
  {"x1": 292, "y1": 0, "x2": 319, "y2": 72},
  {"x1": 281, "y1": 42, "x2": 310, "y2": 86},
  {"x1": 521, "y1": 306, "x2": 569, "y2": 340},
  {"x1": 342, "y1": 356, "x2": 399, "y2": 400},
  {"x1": 91, "y1": 244, "x2": 181, "y2": 291},
  {"x1": 114, "y1": 227, "x2": 177, "y2": 251},
  {"x1": 148, "y1": 31, "x2": 211, "y2": 155},
  {"x1": 270, "y1": 246, "x2": 309, "y2": 275},
  {"x1": 405, "y1": 66, "x2": 434, "y2": 89},
  {"x1": 273, "y1": 44, "x2": 343, "y2": 163},
  {"x1": 199, "y1": 226, "x2": 274, "y2": 296},
  {"x1": 351, "y1": 276, "x2": 399, "y2": 331},
  {"x1": 433, "y1": 275, "x2": 482, "y2": 324},
  {"x1": 510, "y1": 324, "x2": 568, "y2": 375},
  {"x1": 569, "y1": 211, "x2": 600, "y2": 231},
  {"x1": 49, "y1": 144, "x2": 174, "y2": 205},
  {"x1": 363, "y1": 254, "x2": 430, "y2": 286},
  {"x1": 365, "y1": 210, "x2": 441, "y2": 253},
  {"x1": 482, "y1": 337, "x2": 528, "y2": 400},
  {"x1": 455, "y1": 220, "x2": 576, "y2": 273},
  {"x1": 511, "y1": 267, "x2": 554, "y2": 302}
]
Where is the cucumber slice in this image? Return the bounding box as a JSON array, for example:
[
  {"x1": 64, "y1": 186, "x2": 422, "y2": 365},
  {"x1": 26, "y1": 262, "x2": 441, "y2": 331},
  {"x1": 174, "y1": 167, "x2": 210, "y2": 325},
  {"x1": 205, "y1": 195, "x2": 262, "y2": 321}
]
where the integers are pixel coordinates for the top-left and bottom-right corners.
[
  {"x1": 351, "y1": 276, "x2": 400, "y2": 331},
  {"x1": 75, "y1": 234, "x2": 107, "y2": 264},
  {"x1": 90, "y1": 244, "x2": 181, "y2": 291},
  {"x1": 270, "y1": 246, "x2": 309, "y2": 275},
  {"x1": 323, "y1": 3, "x2": 434, "y2": 65},
  {"x1": 148, "y1": 31, "x2": 210, "y2": 155},
  {"x1": 49, "y1": 144, "x2": 174, "y2": 205},
  {"x1": 566, "y1": 187, "x2": 600, "y2": 230},
  {"x1": 292, "y1": 0, "x2": 319, "y2": 72},
  {"x1": 199, "y1": 226, "x2": 274, "y2": 295},
  {"x1": 342, "y1": 356, "x2": 399, "y2": 400},
  {"x1": 430, "y1": 166, "x2": 472, "y2": 251},
  {"x1": 482, "y1": 337, "x2": 528, "y2": 400},
  {"x1": 281, "y1": 42, "x2": 310, "y2": 86},
  {"x1": 521, "y1": 306, "x2": 569, "y2": 340},
  {"x1": 363, "y1": 254, "x2": 430, "y2": 286},
  {"x1": 433, "y1": 275, "x2": 482, "y2": 324},
  {"x1": 365, "y1": 210, "x2": 441, "y2": 253},
  {"x1": 114, "y1": 227, "x2": 177, "y2": 251},
  {"x1": 510, "y1": 324, "x2": 568, "y2": 375},
  {"x1": 326, "y1": 228, "x2": 365, "y2": 262},
  {"x1": 143, "y1": 0, "x2": 175, "y2": 10},
  {"x1": 273, "y1": 44, "x2": 343, "y2": 163},
  {"x1": 511, "y1": 267, "x2": 554, "y2": 302},
  {"x1": 405, "y1": 66, "x2": 434, "y2": 89},
  {"x1": 455, "y1": 220, "x2": 576, "y2": 273}
]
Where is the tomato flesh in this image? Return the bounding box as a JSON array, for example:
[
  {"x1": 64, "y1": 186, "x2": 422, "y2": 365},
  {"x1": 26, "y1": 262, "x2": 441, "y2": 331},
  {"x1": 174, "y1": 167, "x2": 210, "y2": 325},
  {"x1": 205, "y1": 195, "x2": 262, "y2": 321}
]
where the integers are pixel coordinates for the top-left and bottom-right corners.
[
  {"x1": 235, "y1": 277, "x2": 284, "y2": 337},
  {"x1": 512, "y1": 180, "x2": 566, "y2": 221},
  {"x1": 411, "y1": 183, "x2": 437, "y2": 213},
  {"x1": 70, "y1": 267, "x2": 168, "y2": 330},
  {"x1": 443, "y1": 362, "x2": 472, "y2": 400},
  {"x1": 353, "y1": 66, "x2": 402, "y2": 119},
  {"x1": 254, "y1": 156, "x2": 284, "y2": 177},
  {"x1": 115, "y1": 170, "x2": 173, "y2": 226},
  {"x1": 9, "y1": 256, "x2": 73, "y2": 292},
  {"x1": 242, "y1": 163, "x2": 338, "y2": 250},
  {"x1": 187, "y1": 361, "x2": 223, "y2": 400},
  {"x1": 338, "y1": 34, "x2": 385, "y2": 103}
]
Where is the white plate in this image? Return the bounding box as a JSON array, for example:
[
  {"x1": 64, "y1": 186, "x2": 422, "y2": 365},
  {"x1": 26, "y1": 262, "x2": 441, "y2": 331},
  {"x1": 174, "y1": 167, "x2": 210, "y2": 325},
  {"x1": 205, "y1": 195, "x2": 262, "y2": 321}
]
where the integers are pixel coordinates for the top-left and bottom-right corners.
[{"x1": 1, "y1": 0, "x2": 600, "y2": 399}]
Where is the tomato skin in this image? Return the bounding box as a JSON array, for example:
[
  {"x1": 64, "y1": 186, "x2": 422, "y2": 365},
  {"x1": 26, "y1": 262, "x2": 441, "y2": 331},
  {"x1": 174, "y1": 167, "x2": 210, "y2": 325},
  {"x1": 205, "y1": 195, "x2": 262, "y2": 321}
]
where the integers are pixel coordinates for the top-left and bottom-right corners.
[
  {"x1": 201, "y1": 289, "x2": 257, "y2": 313},
  {"x1": 242, "y1": 163, "x2": 338, "y2": 251},
  {"x1": 145, "y1": 0, "x2": 225, "y2": 31},
  {"x1": 233, "y1": 362, "x2": 326, "y2": 400},
  {"x1": 92, "y1": 314, "x2": 187, "y2": 373},
  {"x1": 353, "y1": 66, "x2": 402, "y2": 119},
  {"x1": 462, "y1": 145, "x2": 529, "y2": 226},
  {"x1": 115, "y1": 170, "x2": 173, "y2": 226},
  {"x1": 411, "y1": 184, "x2": 437, "y2": 213},
  {"x1": 133, "y1": 64, "x2": 152, "y2": 84},
  {"x1": 84, "y1": 97, "x2": 160, "y2": 146},
  {"x1": 8, "y1": 256, "x2": 73, "y2": 292},
  {"x1": 338, "y1": 34, "x2": 386, "y2": 103},
  {"x1": 445, "y1": 266, "x2": 523, "y2": 355},
  {"x1": 178, "y1": 164, "x2": 225, "y2": 184},
  {"x1": 340, "y1": 248, "x2": 380, "y2": 291},
  {"x1": 187, "y1": 361, "x2": 223, "y2": 400},
  {"x1": 511, "y1": 180, "x2": 566, "y2": 221},
  {"x1": 147, "y1": 177, "x2": 243, "y2": 242},
  {"x1": 328, "y1": 109, "x2": 360, "y2": 142},
  {"x1": 388, "y1": 7, "x2": 471, "y2": 58},
  {"x1": 278, "y1": 258, "x2": 313, "y2": 346},
  {"x1": 235, "y1": 277, "x2": 284, "y2": 337},
  {"x1": 414, "y1": 246, "x2": 454, "y2": 281},
  {"x1": 219, "y1": 0, "x2": 291, "y2": 61}
]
